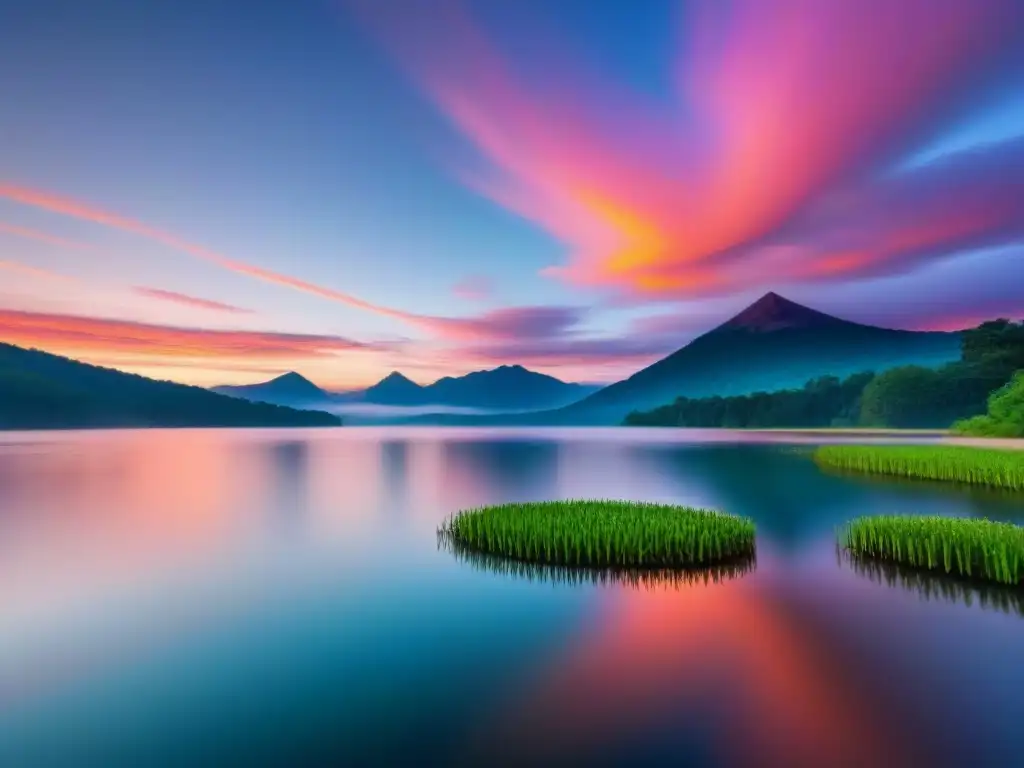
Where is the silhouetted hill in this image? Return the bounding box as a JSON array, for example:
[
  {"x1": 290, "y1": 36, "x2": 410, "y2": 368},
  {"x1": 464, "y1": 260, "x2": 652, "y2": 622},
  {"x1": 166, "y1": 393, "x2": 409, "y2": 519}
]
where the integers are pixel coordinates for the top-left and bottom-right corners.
[
  {"x1": 551, "y1": 293, "x2": 961, "y2": 423},
  {"x1": 213, "y1": 371, "x2": 330, "y2": 408},
  {"x1": 403, "y1": 293, "x2": 963, "y2": 426},
  {"x1": 361, "y1": 371, "x2": 426, "y2": 405},
  {"x1": 554, "y1": 293, "x2": 961, "y2": 423},
  {"x1": 218, "y1": 365, "x2": 598, "y2": 412},
  {"x1": 421, "y1": 365, "x2": 598, "y2": 409},
  {"x1": 0, "y1": 344, "x2": 341, "y2": 430}
]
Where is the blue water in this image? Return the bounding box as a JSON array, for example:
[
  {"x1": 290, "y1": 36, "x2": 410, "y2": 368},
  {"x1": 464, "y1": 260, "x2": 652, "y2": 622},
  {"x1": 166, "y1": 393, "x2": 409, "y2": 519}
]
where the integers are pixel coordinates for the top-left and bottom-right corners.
[{"x1": 1, "y1": 428, "x2": 1022, "y2": 767}]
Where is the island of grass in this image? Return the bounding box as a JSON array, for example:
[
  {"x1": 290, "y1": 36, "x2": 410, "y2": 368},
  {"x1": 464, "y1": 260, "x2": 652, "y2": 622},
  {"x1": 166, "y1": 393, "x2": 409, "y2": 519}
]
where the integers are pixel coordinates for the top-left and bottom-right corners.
[
  {"x1": 839, "y1": 515, "x2": 1024, "y2": 587},
  {"x1": 813, "y1": 445, "x2": 1024, "y2": 491},
  {"x1": 437, "y1": 499, "x2": 756, "y2": 570}
]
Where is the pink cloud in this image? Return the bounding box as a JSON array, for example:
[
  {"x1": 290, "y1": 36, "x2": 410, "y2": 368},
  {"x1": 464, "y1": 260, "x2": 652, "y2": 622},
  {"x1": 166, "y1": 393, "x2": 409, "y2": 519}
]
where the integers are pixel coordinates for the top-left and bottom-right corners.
[
  {"x1": 0, "y1": 184, "x2": 588, "y2": 346},
  {"x1": 451, "y1": 274, "x2": 493, "y2": 301},
  {"x1": 133, "y1": 287, "x2": 252, "y2": 314},
  {"x1": 346, "y1": 0, "x2": 1024, "y2": 301},
  {"x1": 0, "y1": 308, "x2": 370, "y2": 360}
]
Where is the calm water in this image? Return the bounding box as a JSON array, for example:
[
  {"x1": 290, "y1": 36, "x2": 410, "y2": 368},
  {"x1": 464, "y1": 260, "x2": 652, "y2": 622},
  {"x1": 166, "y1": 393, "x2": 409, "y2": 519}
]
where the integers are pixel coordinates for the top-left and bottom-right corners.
[{"x1": 1, "y1": 428, "x2": 1023, "y2": 768}]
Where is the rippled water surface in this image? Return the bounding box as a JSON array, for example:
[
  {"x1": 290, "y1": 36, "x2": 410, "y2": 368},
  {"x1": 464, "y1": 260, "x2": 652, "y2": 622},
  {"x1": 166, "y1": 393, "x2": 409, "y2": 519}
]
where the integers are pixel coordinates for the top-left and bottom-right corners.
[{"x1": 1, "y1": 428, "x2": 1023, "y2": 767}]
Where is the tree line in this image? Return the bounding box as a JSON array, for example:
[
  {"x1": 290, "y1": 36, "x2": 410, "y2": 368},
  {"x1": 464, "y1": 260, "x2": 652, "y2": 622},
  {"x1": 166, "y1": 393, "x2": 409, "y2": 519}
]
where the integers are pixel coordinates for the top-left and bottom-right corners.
[{"x1": 624, "y1": 320, "x2": 1024, "y2": 435}]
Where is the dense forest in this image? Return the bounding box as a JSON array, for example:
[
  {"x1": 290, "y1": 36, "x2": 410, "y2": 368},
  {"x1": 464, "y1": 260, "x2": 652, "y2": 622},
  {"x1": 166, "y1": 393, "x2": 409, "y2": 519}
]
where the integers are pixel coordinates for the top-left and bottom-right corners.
[
  {"x1": 0, "y1": 343, "x2": 342, "y2": 430},
  {"x1": 624, "y1": 319, "x2": 1024, "y2": 434}
]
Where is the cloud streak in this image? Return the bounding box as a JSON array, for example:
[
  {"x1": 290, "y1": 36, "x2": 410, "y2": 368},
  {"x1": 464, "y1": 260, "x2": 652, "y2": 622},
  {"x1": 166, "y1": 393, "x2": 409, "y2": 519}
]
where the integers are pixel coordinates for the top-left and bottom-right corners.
[
  {"x1": 0, "y1": 308, "x2": 369, "y2": 360},
  {"x1": 0, "y1": 221, "x2": 104, "y2": 253},
  {"x1": 0, "y1": 183, "x2": 588, "y2": 345},
  {"x1": 133, "y1": 287, "x2": 253, "y2": 314},
  {"x1": 0, "y1": 259, "x2": 79, "y2": 284},
  {"x1": 348, "y1": 0, "x2": 1024, "y2": 301}
]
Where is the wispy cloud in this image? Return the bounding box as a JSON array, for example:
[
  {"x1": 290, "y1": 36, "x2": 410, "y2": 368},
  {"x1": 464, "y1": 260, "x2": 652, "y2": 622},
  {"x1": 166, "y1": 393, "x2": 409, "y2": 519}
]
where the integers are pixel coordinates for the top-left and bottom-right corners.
[
  {"x1": 451, "y1": 274, "x2": 492, "y2": 301},
  {"x1": 0, "y1": 308, "x2": 370, "y2": 360},
  {"x1": 0, "y1": 259, "x2": 79, "y2": 284},
  {"x1": 0, "y1": 183, "x2": 587, "y2": 345},
  {"x1": 133, "y1": 287, "x2": 252, "y2": 314},
  {"x1": 0, "y1": 221, "x2": 104, "y2": 253}
]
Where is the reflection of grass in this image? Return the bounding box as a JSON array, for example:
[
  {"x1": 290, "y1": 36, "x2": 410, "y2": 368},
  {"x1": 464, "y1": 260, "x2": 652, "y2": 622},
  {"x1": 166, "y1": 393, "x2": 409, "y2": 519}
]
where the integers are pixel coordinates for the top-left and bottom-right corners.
[
  {"x1": 440, "y1": 534, "x2": 756, "y2": 590},
  {"x1": 838, "y1": 515, "x2": 1024, "y2": 586},
  {"x1": 838, "y1": 546, "x2": 1023, "y2": 617},
  {"x1": 437, "y1": 499, "x2": 756, "y2": 569},
  {"x1": 817, "y1": 463, "x2": 1024, "y2": 513},
  {"x1": 814, "y1": 445, "x2": 1024, "y2": 491}
]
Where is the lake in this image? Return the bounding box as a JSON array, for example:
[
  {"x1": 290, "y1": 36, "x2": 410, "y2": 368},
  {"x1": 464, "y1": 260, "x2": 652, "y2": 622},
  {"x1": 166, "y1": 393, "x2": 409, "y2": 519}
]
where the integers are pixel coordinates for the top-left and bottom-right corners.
[{"x1": 1, "y1": 428, "x2": 1023, "y2": 767}]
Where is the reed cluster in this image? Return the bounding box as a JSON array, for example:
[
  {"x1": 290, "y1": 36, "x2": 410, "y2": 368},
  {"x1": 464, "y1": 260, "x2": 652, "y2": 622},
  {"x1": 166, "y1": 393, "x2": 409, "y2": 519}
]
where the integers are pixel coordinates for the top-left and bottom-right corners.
[
  {"x1": 814, "y1": 445, "x2": 1024, "y2": 491},
  {"x1": 838, "y1": 515, "x2": 1024, "y2": 586},
  {"x1": 438, "y1": 499, "x2": 756, "y2": 569}
]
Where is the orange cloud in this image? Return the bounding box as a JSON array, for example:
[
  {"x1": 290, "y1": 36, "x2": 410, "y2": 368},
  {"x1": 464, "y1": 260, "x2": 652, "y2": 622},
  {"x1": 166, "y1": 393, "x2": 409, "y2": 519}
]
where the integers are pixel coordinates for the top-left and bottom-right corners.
[
  {"x1": 133, "y1": 287, "x2": 252, "y2": 314},
  {"x1": 0, "y1": 308, "x2": 368, "y2": 361}
]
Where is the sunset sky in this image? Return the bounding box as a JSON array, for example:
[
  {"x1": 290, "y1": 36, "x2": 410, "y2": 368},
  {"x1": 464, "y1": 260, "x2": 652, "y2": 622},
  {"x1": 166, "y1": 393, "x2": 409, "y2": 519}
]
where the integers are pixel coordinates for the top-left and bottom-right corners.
[{"x1": 1, "y1": 0, "x2": 1023, "y2": 389}]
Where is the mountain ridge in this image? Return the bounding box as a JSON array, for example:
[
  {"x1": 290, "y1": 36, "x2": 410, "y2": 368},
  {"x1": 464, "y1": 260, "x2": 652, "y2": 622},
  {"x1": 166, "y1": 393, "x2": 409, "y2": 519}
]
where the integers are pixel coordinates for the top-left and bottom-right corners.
[
  {"x1": 0, "y1": 343, "x2": 341, "y2": 430},
  {"x1": 214, "y1": 364, "x2": 600, "y2": 411},
  {"x1": 398, "y1": 293, "x2": 964, "y2": 426}
]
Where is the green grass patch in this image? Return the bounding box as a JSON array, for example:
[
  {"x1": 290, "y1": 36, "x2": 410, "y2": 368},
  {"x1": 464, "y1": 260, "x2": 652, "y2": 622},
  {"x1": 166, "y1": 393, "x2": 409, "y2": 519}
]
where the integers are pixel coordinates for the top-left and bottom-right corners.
[
  {"x1": 838, "y1": 515, "x2": 1024, "y2": 587},
  {"x1": 813, "y1": 445, "x2": 1024, "y2": 491},
  {"x1": 437, "y1": 499, "x2": 756, "y2": 569}
]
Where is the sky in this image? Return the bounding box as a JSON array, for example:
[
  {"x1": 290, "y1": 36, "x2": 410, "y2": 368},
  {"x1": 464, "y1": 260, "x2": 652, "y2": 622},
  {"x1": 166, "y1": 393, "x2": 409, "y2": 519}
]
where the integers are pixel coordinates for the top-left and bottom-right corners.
[{"x1": 1, "y1": 0, "x2": 1023, "y2": 389}]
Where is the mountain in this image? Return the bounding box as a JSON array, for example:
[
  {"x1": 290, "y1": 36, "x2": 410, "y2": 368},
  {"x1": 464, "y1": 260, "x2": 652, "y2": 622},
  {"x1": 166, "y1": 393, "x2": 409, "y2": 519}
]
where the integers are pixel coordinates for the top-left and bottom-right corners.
[
  {"x1": 406, "y1": 292, "x2": 964, "y2": 426},
  {"x1": 420, "y1": 365, "x2": 599, "y2": 410},
  {"x1": 0, "y1": 343, "x2": 341, "y2": 430},
  {"x1": 212, "y1": 371, "x2": 330, "y2": 408},
  {"x1": 360, "y1": 371, "x2": 427, "y2": 405},
  {"x1": 553, "y1": 292, "x2": 962, "y2": 423},
  {"x1": 217, "y1": 365, "x2": 598, "y2": 413}
]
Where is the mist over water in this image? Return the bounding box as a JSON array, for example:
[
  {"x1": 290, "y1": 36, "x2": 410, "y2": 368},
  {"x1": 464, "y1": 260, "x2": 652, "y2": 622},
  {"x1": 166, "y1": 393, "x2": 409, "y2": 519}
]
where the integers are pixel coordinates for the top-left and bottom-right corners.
[{"x1": 1, "y1": 428, "x2": 1022, "y2": 767}]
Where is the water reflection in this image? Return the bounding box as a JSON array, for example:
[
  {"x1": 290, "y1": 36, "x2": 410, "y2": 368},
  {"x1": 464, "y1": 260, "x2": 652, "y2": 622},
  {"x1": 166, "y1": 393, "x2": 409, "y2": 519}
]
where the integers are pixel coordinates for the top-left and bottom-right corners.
[
  {"x1": 267, "y1": 441, "x2": 309, "y2": 529},
  {"x1": 818, "y1": 466, "x2": 1024, "y2": 523},
  {"x1": 2, "y1": 429, "x2": 1023, "y2": 767},
  {"x1": 440, "y1": 439, "x2": 560, "y2": 507},
  {"x1": 438, "y1": 535, "x2": 756, "y2": 590},
  {"x1": 379, "y1": 440, "x2": 409, "y2": 515},
  {"x1": 463, "y1": 572, "x2": 923, "y2": 768},
  {"x1": 839, "y1": 547, "x2": 1024, "y2": 617}
]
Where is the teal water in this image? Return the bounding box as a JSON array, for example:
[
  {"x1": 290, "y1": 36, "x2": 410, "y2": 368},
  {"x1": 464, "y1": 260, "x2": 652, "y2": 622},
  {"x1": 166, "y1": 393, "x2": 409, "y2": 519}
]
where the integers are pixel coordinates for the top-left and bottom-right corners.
[{"x1": 1, "y1": 428, "x2": 1022, "y2": 767}]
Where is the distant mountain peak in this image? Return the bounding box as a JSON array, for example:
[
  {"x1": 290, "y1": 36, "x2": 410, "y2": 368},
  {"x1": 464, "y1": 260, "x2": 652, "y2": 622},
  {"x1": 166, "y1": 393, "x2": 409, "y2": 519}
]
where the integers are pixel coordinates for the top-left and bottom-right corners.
[
  {"x1": 719, "y1": 292, "x2": 844, "y2": 333},
  {"x1": 380, "y1": 371, "x2": 414, "y2": 383},
  {"x1": 366, "y1": 371, "x2": 423, "y2": 393},
  {"x1": 272, "y1": 371, "x2": 314, "y2": 385}
]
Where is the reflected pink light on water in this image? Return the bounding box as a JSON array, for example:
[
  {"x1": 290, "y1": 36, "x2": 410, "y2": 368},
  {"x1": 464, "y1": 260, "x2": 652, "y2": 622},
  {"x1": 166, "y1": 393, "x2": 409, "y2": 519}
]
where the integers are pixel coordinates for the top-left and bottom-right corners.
[{"x1": 474, "y1": 576, "x2": 919, "y2": 767}]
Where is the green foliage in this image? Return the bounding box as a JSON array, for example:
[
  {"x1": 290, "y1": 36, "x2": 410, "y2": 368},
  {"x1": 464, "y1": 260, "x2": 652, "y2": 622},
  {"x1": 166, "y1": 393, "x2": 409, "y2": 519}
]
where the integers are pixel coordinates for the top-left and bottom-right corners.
[
  {"x1": 839, "y1": 515, "x2": 1024, "y2": 586},
  {"x1": 624, "y1": 371, "x2": 873, "y2": 428},
  {"x1": 813, "y1": 445, "x2": 1024, "y2": 490},
  {"x1": 438, "y1": 499, "x2": 756, "y2": 569},
  {"x1": 625, "y1": 318, "x2": 1024, "y2": 430},
  {"x1": 953, "y1": 371, "x2": 1024, "y2": 438},
  {"x1": 856, "y1": 365, "x2": 977, "y2": 428},
  {"x1": 0, "y1": 343, "x2": 341, "y2": 429},
  {"x1": 851, "y1": 319, "x2": 1024, "y2": 428},
  {"x1": 961, "y1": 319, "x2": 1024, "y2": 371}
]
